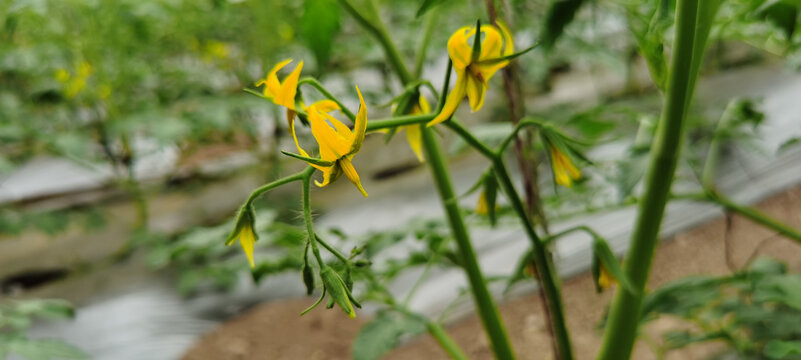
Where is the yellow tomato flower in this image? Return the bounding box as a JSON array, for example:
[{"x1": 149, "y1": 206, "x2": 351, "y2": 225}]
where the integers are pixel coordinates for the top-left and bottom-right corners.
[
  {"x1": 256, "y1": 59, "x2": 303, "y2": 110},
  {"x1": 225, "y1": 205, "x2": 258, "y2": 268},
  {"x1": 429, "y1": 22, "x2": 514, "y2": 126},
  {"x1": 549, "y1": 145, "x2": 581, "y2": 188},
  {"x1": 288, "y1": 87, "x2": 369, "y2": 197}
]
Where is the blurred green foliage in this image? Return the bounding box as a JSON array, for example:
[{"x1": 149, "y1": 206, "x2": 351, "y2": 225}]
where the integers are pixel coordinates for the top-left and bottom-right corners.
[
  {"x1": 641, "y1": 258, "x2": 801, "y2": 359},
  {"x1": 0, "y1": 299, "x2": 86, "y2": 360}
]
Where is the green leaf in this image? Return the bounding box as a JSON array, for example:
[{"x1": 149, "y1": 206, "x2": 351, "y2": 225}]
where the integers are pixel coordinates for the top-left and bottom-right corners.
[
  {"x1": 301, "y1": 0, "x2": 341, "y2": 68},
  {"x1": 758, "y1": 0, "x2": 799, "y2": 40},
  {"x1": 765, "y1": 340, "x2": 801, "y2": 359},
  {"x1": 540, "y1": 0, "x2": 590, "y2": 50},
  {"x1": 1, "y1": 338, "x2": 87, "y2": 360},
  {"x1": 416, "y1": 0, "x2": 448, "y2": 18},
  {"x1": 352, "y1": 312, "x2": 426, "y2": 360}
]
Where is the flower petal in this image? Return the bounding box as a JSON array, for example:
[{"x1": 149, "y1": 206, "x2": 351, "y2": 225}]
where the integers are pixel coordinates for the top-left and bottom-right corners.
[
  {"x1": 466, "y1": 74, "x2": 487, "y2": 111},
  {"x1": 479, "y1": 26, "x2": 504, "y2": 60},
  {"x1": 309, "y1": 111, "x2": 349, "y2": 160},
  {"x1": 314, "y1": 165, "x2": 340, "y2": 188},
  {"x1": 239, "y1": 226, "x2": 256, "y2": 268},
  {"x1": 348, "y1": 86, "x2": 367, "y2": 155},
  {"x1": 339, "y1": 157, "x2": 368, "y2": 197},
  {"x1": 309, "y1": 99, "x2": 340, "y2": 114},
  {"x1": 275, "y1": 61, "x2": 303, "y2": 109},
  {"x1": 258, "y1": 59, "x2": 292, "y2": 99},
  {"x1": 550, "y1": 146, "x2": 581, "y2": 187},
  {"x1": 287, "y1": 109, "x2": 311, "y2": 158},
  {"x1": 404, "y1": 124, "x2": 424, "y2": 162},
  {"x1": 428, "y1": 71, "x2": 468, "y2": 126},
  {"x1": 447, "y1": 27, "x2": 475, "y2": 71},
  {"x1": 497, "y1": 21, "x2": 515, "y2": 56}
]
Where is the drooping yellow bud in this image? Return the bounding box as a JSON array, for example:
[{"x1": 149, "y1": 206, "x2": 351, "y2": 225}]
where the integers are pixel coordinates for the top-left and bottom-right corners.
[{"x1": 549, "y1": 145, "x2": 581, "y2": 188}]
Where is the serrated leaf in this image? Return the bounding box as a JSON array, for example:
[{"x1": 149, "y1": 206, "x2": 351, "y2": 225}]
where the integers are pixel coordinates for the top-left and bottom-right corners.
[
  {"x1": 301, "y1": 0, "x2": 341, "y2": 68},
  {"x1": 352, "y1": 312, "x2": 426, "y2": 360}
]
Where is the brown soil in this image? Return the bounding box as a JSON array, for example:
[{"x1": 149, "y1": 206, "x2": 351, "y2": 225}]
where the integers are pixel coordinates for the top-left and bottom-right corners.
[{"x1": 182, "y1": 186, "x2": 801, "y2": 360}]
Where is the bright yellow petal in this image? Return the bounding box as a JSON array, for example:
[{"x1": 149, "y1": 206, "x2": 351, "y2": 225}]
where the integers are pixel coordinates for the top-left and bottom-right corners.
[
  {"x1": 287, "y1": 109, "x2": 311, "y2": 158},
  {"x1": 239, "y1": 226, "x2": 256, "y2": 268},
  {"x1": 550, "y1": 147, "x2": 581, "y2": 188},
  {"x1": 309, "y1": 99, "x2": 340, "y2": 114},
  {"x1": 309, "y1": 111, "x2": 350, "y2": 160},
  {"x1": 258, "y1": 59, "x2": 292, "y2": 99},
  {"x1": 497, "y1": 21, "x2": 515, "y2": 56},
  {"x1": 447, "y1": 27, "x2": 475, "y2": 71},
  {"x1": 479, "y1": 26, "x2": 503, "y2": 60},
  {"x1": 339, "y1": 157, "x2": 368, "y2": 197},
  {"x1": 465, "y1": 74, "x2": 487, "y2": 112},
  {"x1": 348, "y1": 86, "x2": 367, "y2": 155},
  {"x1": 275, "y1": 61, "x2": 303, "y2": 109},
  {"x1": 417, "y1": 95, "x2": 431, "y2": 113},
  {"x1": 324, "y1": 112, "x2": 354, "y2": 140},
  {"x1": 476, "y1": 60, "x2": 508, "y2": 83},
  {"x1": 428, "y1": 71, "x2": 468, "y2": 127},
  {"x1": 314, "y1": 165, "x2": 340, "y2": 187},
  {"x1": 404, "y1": 124, "x2": 424, "y2": 162}
]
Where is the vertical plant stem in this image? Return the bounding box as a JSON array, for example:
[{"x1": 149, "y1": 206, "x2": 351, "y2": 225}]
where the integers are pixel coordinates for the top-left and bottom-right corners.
[
  {"x1": 597, "y1": 1, "x2": 704, "y2": 358},
  {"x1": 420, "y1": 125, "x2": 516, "y2": 360}
]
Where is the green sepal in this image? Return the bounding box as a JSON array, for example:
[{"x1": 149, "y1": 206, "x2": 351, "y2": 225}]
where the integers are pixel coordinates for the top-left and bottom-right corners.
[
  {"x1": 225, "y1": 203, "x2": 258, "y2": 246},
  {"x1": 320, "y1": 266, "x2": 357, "y2": 318},
  {"x1": 280, "y1": 151, "x2": 335, "y2": 167},
  {"x1": 461, "y1": 167, "x2": 492, "y2": 198},
  {"x1": 471, "y1": 19, "x2": 482, "y2": 63},
  {"x1": 475, "y1": 42, "x2": 541, "y2": 65},
  {"x1": 300, "y1": 287, "x2": 326, "y2": 316},
  {"x1": 593, "y1": 238, "x2": 638, "y2": 296}
]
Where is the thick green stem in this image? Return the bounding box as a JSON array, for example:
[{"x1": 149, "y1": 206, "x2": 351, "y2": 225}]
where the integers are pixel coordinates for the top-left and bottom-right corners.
[
  {"x1": 597, "y1": 1, "x2": 704, "y2": 358},
  {"x1": 420, "y1": 125, "x2": 516, "y2": 360}
]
